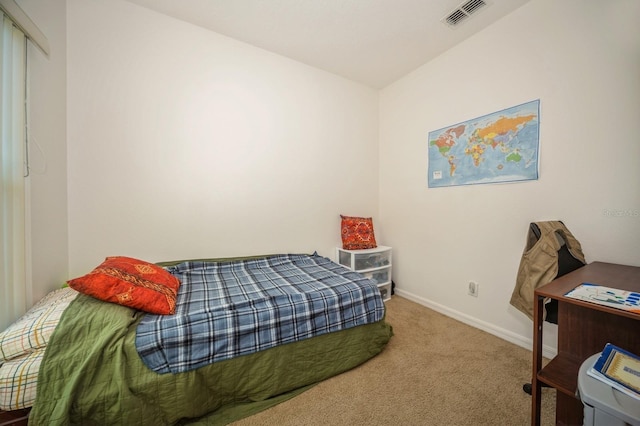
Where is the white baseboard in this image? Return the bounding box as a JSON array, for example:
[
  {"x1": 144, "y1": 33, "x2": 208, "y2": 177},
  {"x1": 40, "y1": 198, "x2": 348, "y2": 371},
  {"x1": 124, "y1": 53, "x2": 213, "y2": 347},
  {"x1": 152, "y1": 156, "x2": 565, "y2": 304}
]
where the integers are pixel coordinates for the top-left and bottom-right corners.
[{"x1": 394, "y1": 288, "x2": 558, "y2": 360}]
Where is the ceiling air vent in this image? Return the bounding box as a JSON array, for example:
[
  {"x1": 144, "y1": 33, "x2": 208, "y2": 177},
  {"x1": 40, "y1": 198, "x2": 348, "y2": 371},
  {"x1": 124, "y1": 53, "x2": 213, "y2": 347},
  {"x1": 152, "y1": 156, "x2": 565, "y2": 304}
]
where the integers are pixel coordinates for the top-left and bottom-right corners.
[{"x1": 443, "y1": 0, "x2": 488, "y2": 27}]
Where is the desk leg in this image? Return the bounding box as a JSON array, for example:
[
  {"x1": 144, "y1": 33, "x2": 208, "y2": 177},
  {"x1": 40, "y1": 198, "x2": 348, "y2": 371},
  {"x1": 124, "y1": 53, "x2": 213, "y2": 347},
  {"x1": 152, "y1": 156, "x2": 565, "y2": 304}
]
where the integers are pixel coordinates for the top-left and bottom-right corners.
[{"x1": 531, "y1": 294, "x2": 545, "y2": 426}]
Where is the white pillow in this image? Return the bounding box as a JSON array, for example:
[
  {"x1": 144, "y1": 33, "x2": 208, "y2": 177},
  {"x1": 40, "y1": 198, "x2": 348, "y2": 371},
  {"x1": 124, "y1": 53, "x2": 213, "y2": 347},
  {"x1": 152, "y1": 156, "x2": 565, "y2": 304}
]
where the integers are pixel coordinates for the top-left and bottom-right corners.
[
  {"x1": 0, "y1": 287, "x2": 78, "y2": 362},
  {"x1": 0, "y1": 349, "x2": 44, "y2": 410}
]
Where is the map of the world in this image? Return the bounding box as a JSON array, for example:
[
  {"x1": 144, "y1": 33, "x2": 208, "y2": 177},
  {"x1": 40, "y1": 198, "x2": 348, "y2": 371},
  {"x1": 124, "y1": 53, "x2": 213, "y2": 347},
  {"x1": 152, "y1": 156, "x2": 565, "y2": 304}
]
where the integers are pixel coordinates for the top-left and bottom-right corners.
[{"x1": 428, "y1": 100, "x2": 540, "y2": 188}]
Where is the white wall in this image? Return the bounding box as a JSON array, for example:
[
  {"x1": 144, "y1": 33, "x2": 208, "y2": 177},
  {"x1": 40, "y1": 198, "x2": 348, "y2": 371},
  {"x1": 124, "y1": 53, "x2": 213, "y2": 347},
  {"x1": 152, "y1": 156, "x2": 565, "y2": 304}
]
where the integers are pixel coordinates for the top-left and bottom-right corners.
[
  {"x1": 379, "y1": 0, "x2": 640, "y2": 354},
  {"x1": 16, "y1": 0, "x2": 68, "y2": 303},
  {"x1": 66, "y1": 0, "x2": 380, "y2": 276}
]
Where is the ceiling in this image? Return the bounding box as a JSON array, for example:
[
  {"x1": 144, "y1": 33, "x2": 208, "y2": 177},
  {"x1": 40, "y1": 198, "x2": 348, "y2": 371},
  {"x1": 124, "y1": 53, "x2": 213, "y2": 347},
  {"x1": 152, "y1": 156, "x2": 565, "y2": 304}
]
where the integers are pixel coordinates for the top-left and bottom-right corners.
[{"x1": 125, "y1": 0, "x2": 531, "y2": 89}]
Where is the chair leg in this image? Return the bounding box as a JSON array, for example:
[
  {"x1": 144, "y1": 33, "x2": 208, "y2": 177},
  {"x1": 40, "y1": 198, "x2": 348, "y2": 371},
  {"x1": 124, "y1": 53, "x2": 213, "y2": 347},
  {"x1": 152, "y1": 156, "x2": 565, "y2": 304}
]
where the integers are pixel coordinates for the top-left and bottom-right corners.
[{"x1": 523, "y1": 382, "x2": 550, "y2": 395}]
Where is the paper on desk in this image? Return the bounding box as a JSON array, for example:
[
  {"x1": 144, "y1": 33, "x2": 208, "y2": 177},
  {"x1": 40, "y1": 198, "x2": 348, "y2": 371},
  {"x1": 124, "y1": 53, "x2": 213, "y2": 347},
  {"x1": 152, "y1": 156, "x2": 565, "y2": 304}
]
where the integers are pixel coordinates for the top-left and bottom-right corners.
[{"x1": 565, "y1": 283, "x2": 640, "y2": 314}]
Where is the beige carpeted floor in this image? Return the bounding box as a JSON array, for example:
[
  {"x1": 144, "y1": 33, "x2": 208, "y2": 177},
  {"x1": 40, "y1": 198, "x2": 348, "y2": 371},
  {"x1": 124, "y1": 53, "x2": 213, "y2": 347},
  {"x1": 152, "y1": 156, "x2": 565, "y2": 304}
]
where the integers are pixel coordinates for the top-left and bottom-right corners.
[{"x1": 231, "y1": 296, "x2": 556, "y2": 426}]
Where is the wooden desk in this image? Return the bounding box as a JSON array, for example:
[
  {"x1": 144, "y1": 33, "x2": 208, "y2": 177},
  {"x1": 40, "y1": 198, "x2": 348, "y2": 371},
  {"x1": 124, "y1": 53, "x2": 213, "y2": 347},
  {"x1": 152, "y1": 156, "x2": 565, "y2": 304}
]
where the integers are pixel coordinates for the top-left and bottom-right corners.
[{"x1": 531, "y1": 262, "x2": 640, "y2": 426}]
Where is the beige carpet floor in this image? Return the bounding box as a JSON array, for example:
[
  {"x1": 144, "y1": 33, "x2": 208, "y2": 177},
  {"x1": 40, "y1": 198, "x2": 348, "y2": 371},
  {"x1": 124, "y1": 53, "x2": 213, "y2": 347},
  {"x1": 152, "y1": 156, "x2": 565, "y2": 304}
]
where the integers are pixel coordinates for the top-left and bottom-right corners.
[{"x1": 231, "y1": 296, "x2": 556, "y2": 426}]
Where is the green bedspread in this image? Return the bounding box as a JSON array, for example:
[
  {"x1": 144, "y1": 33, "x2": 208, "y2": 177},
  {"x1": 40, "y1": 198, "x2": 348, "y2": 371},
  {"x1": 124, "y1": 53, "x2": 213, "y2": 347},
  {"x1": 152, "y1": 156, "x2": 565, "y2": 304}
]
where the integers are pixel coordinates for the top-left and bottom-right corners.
[{"x1": 29, "y1": 293, "x2": 392, "y2": 425}]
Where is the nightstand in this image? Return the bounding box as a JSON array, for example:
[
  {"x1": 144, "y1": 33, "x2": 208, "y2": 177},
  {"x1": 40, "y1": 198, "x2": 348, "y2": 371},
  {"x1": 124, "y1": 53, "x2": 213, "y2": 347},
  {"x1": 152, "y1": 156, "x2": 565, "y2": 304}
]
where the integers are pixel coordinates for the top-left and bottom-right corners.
[{"x1": 336, "y1": 246, "x2": 392, "y2": 301}]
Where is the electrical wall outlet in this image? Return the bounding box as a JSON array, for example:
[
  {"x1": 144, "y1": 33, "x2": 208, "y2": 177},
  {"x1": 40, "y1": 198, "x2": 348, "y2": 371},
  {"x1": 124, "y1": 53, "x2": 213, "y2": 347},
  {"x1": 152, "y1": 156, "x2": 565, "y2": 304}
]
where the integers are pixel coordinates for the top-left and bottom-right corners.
[{"x1": 468, "y1": 281, "x2": 479, "y2": 297}]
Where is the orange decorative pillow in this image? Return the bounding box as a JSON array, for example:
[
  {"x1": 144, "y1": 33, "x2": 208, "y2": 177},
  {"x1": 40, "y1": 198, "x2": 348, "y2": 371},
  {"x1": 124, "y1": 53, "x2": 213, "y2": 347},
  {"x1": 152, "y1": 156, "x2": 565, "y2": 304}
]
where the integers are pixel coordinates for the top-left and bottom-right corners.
[
  {"x1": 340, "y1": 215, "x2": 378, "y2": 250},
  {"x1": 67, "y1": 256, "x2": 180, "y2": 315}
]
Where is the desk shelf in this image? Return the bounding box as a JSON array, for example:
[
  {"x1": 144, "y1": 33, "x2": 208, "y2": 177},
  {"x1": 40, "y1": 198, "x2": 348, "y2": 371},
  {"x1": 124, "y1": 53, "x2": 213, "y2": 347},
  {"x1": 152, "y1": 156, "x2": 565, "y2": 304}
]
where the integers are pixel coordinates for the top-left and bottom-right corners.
[{"x1": 537, "y1": 355, "x2": 580, "y2": 398}]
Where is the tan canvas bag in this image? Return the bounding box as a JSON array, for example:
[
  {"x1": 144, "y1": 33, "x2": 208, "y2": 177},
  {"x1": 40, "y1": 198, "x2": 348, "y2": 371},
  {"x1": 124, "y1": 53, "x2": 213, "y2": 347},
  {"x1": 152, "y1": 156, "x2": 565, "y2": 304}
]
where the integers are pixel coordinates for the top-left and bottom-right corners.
[{"x1": 510, "y1": 221, "x2": 586, "y2": 320}]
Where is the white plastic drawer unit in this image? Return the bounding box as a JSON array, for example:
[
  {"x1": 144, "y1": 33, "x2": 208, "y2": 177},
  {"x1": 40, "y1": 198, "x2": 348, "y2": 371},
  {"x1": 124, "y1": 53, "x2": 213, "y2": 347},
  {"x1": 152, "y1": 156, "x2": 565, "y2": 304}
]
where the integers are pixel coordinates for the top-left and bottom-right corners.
[
  {"x1": 336, "y1": 246, "x2": 392, "y2": 272},
  {"x1": 335, "y1": 246, "x2": 392, "y2": 301}
]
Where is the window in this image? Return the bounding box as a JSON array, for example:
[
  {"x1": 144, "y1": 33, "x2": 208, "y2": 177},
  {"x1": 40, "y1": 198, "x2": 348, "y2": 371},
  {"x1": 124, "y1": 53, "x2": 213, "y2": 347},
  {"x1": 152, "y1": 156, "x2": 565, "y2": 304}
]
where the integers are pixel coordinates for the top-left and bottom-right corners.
[{"x1": 0, "y1": 10, "x2": 27, "y2": 331}]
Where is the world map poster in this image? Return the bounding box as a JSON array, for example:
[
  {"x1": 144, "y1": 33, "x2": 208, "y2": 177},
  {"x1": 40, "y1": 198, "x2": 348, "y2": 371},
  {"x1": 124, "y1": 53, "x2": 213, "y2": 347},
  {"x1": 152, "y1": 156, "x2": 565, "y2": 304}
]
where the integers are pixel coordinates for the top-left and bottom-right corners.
[{"x1": 428, "y1": 100, "x2": 540, "y2": 188}]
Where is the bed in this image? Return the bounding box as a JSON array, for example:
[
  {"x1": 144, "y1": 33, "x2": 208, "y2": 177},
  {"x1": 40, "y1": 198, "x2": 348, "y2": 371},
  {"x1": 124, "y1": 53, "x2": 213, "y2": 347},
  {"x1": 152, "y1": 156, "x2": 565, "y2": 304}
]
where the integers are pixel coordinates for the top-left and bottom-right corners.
[{"x1": 0, "y1": 253, "x2": 392, "y2": 425}]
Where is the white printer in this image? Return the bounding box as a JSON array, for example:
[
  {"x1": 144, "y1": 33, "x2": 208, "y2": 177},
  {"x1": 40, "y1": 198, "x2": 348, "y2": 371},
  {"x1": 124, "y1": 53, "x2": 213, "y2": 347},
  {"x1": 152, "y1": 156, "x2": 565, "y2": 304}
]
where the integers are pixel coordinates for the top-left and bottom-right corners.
[{"x1": 578, "y1": 353, "x2": 640, "y2": 426}]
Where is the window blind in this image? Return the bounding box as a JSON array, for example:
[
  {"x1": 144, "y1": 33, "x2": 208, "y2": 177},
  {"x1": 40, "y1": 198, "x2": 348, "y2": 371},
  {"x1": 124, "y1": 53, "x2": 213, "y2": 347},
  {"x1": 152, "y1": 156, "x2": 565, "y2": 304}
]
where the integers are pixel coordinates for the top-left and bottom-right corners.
[{"x1": 0, "y1": 10, "x2": 28, "y2": 331}]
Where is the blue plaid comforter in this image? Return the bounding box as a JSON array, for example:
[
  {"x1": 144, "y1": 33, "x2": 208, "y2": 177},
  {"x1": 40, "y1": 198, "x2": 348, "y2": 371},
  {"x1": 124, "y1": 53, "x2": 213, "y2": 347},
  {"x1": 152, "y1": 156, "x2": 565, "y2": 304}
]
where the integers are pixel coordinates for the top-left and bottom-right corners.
[{"x1": 135, "y1": 254, "x2": 385, "y2": 374}]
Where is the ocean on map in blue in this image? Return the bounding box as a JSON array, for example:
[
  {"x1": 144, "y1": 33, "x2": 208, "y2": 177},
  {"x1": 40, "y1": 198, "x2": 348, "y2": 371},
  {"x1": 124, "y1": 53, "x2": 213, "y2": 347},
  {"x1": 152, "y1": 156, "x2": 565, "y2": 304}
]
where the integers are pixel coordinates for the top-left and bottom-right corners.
[{"x1": 427, "y1": 99, "x2": 540, "y2": 188}]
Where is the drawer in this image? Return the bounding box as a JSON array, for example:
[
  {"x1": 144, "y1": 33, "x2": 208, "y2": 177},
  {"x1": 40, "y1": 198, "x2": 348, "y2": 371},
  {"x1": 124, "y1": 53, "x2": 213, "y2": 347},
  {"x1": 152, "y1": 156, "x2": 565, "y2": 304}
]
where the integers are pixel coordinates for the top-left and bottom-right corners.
[
  {"x1": 338, "y1": 250, "x2": 353, "y2": 268},
  {"x1": 353, "y1": 251, "x2": 391, "y2": 271},
  {"x1": 378, "y1": 283, "x2": 392, "y2": 301},
  {"x1": 361, "y1": 269, "x2": 390, "y2": 285}
]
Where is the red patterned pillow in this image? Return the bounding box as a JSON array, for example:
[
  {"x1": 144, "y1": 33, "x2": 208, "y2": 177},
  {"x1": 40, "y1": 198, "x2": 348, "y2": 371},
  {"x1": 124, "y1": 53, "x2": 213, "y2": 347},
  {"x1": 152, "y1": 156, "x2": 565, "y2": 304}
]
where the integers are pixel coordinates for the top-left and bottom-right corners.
[
  {"x1": 67, "y1": 256, "x2": 180, "y2": 315},
  {"x1": 340, "y1": 215, "x2": 378, "y2": 250}
]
